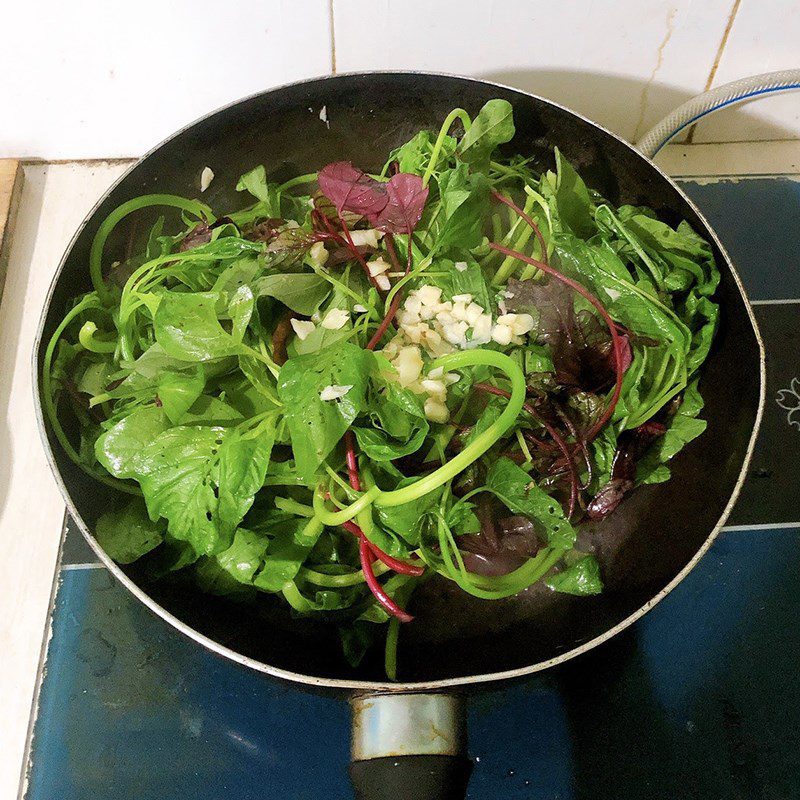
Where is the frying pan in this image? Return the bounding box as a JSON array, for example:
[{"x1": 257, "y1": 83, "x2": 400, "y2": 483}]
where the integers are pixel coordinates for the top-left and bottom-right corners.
[{"x1": 33, "y1": 72, "x2": 764, "y2": 798}]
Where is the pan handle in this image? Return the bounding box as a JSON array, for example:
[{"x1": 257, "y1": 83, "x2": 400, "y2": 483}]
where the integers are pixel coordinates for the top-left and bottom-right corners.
[{"x1": 349, "y1": 693, "x2": 471, "y2": 800}]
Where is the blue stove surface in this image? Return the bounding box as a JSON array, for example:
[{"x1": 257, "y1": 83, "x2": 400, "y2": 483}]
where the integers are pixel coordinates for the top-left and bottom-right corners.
[{"x1": 24, "y1": 177, "x2": 800, "y2": 799}]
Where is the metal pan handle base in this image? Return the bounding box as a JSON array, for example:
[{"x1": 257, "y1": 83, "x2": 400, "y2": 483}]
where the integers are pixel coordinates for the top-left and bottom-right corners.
[{"x1": 349, "y1": 693, "x2": 471, "y2": 800}]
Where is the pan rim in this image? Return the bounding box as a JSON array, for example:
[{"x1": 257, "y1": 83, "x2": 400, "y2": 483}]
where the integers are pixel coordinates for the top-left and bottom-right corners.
[{"x1": 32, "y1": 70, "x2": 767, "y2": 692}]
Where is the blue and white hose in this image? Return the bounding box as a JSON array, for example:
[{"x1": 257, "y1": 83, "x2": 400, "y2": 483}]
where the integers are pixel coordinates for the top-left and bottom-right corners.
[{"x1": 636, "y1": 69, "x2": 800, "y2": 159}]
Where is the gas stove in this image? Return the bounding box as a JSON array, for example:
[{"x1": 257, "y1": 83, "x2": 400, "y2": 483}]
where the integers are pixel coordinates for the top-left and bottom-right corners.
[{"x1": 20, "y1": 172, "x2": 800, "y2": 800}]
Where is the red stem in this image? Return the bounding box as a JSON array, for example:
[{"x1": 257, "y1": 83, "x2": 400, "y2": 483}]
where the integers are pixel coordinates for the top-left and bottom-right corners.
[
  {"x1": 367, "y1": 292, "x2": 403, "y2": 351},
  {"x1": 334, "y1": 211, "x2": 382, "y2": 290},
  {"x1": 342, "y1": 433, "x2": 424, "y2": 581},
  {"x1": 488, "y1": 241, "x2": 624, "y2": 441},
  {"x1": 366, "y1": 232, "x2": 411, "y2": 351},
  {"x1": 344, "y1": 430, "x2": 361, "y2": 491},
  {"x1": 492, "y1": 190, "x2": 549, "y2": 265},
  {"x1": 343, "y1": 520, "x2": 424, "y2": 577},
  {"x1": 359, "y1": 537, "x2": 414, "y2": 623}
]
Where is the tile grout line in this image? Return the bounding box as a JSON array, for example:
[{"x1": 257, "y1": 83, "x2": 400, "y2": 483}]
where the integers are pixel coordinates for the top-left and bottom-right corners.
[
  {"x1": 632, "y1": 7, "x2": 677, "y2": 143},
  {"x1": 722, "y1": 521, "x2": 800, "y2": 532},
  {"x1": 750, "y1": 298, "x2": 800, "y2": 306},
  {"x1": 328, "y1": 0, "x2": 337, "y2": 75},
  {"x1": 685, "y1": 0, "x2": 743, "y2": 143}
]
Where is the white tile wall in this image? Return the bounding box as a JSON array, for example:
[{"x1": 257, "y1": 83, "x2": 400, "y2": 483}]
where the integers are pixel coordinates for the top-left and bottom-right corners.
[
  {"x1": 0, "y1": 1, "x2": 798, "y2": 165},
  {"x1": 692, "y1": 0, "x2": 800, "y2": 143},
  {"x1": 0, "y1": 0, "x2": 332, "y2": 159},
  {"x1": 332, "y1": 0, "x2": 733, "y2": 144}
]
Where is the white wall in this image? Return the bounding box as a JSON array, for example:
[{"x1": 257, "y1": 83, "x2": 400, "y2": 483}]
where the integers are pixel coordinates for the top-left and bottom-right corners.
[{"x1": 0, "y1": 0, "x2": 797, "y2": 158}]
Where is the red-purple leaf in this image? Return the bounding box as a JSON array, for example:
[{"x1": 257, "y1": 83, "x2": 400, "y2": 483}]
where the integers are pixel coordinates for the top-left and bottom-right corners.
[
  {"x1": 317, "y1": 161, "x2": 388, "y2": 217},
  {"x1": 587, "y1": 420, "x2": 667, "y2": 520},
  {"x1": 370, "y1": 173, "x2": 429, "y2": 234}
]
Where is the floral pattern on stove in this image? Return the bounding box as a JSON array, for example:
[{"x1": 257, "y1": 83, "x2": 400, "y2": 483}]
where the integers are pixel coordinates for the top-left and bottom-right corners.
[{"x1": 776, "y1": 377, "x2": 800, "y2": 430}]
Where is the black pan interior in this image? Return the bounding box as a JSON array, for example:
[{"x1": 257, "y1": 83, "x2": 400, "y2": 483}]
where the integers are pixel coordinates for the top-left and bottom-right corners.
[{"x1": 36, "y1": 73, "x2": 761, "y2": 684}]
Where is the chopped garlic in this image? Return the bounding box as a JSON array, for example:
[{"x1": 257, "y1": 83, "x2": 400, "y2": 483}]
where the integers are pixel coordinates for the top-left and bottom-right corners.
[
  {"x1": 471, "y1": 314, "x2": 492, "y2": 340},
  {"x1": 464, "y1": 302, "x2": 484, "y2": 326},
  {"x1": 491, "y1": 323, "x2": 513, "y2": 346},
  {"x1": 451, "y1": 293, "x2": 473, "y2": 304},
  {"x1": 423, "y1": 328, "x2": 447, "y2": 354},
  {"x1": 421, "y1": 378, "x2": 447, "y2": 401},
  {"x1": 320, "y1": 384, "x2": 352, "y2": 401},
  {"x1": 442, "y1": 320, "x2": 469, "y2": 345},
  {"x1": 367, "y1": 257, "x2": 391, "y2": 276},
  {"x1": 321, "y1": 308, "x2": 350, "y2": 330},
  {"x1": 353, "y1": 304, "x2": 368, "y2": 313},
  {"x1": 510, "y1": 313, "x2": 535, "y2": 336},
  {"x1": 416, "y1": 285, "x2": 442, "y2": 307},
  {"x1": 349, "y1": 229, "x2": 383, "y2": 248},
  {"x1": 290, "y1": 319, "x2": 315, "y2": 340},
  {"x1": 454, "y1": 261, "x2": 468, "y2": 272},
  {"x1": 394, "y1": 345, "x2": 423, "y2": 386},
  {"x1": 309, "y1": 241, "x2": 329, "y2": 267},
  {"x1": 397, "y1": 310, "x2": 421, "y2": 328},
  {"x1": 435, "y1": 308, "x2": 454, "y2": 325},
  {"x1": 498, "y1": 312, "x2": 535, "y2": 336},
  {"x1": 375, "y1": 274, "x2": 391, "y2": 291},
  {"x1": 404, "y1": 296, "x2": 422, "y2": 316},
  {"x1": 200, "y1": 166, "x2": 214, "y2": 192},
  {"x1": 404, "y1": 322, "x2": 428, "y2": 344},
  {"x1": 428, "y1": 367, "x2": 444, "y2": 380},
  {"x1": 451, "y1": 301, "x2": 468, "y2": 321},
  {"x1": 424, "y1": 397, "x2": 450, "y2": 424},
  {"x1": 417, "y1": 305, "x2": 434, "y2": 321},
  {"x1": 444, "y1": 372, "x2": 460, "y2": 385}
]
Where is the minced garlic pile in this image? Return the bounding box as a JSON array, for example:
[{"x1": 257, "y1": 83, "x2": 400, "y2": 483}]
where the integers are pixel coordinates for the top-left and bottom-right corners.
[{"x1": 383, "y1": 282, "x2": 535, "y2": 423}]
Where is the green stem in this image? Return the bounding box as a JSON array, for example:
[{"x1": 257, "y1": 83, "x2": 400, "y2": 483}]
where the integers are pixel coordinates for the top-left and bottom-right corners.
[
  {"x1": 41, "y1": 295, "x2": 141, "y2": 495},
  {"x1": 382, "y1": 252, "x2": 433, "y2": 317},
  {"x1": 308, "y1": 261, "x2": 372, "y2": 311},
  {"x1": 298, "y1": 516, "x2": 325, "y2": 547},
  {"x1": 274, "y1": 497, "x2": 314, "y2": 517},
  {"x1": 494, "y1": 193, "x2": 539, "y2": 284},
  {"x1": 421, "y1": 108, "x2": 472, "y2": 187},
  {"x1": 78, "y1": 321, "x2": 117, "y2": 353},
  {"x1": 279, "y1": 172, "x2": 318, "y2": 192},
  {"x1": 90, "y1": 194, "x2": 214, "y2": 304},
  {"x1": 309, "y1": 351, "x2": 525, "y2": 525},
  {"x1": 281, "y1": 581, "x2": 315, "y2": 612},
  {"x1": 299, "y1": 561, "x2": 390, "y2": 588},
  {"x1": 384, "y1": 578, "x2": 419, "y2": 681},
  {"x1": 313, "y1": 485, "x2": 381, "y2": 525},
  {"x1": 375, "y1": 350, "x2": 525, "y2": 508},
  {"x1": 438, "y1": 516, "x2": 564, "y2": 599}
]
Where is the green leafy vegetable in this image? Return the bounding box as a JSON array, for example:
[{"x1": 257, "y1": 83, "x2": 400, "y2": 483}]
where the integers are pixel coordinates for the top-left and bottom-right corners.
[
  {"x1": 485, "y1": 458, "x2": 577, "y2": 549},
  {"x1": 44, "y1": 99, "x2": 720, "y2": 679},
  {"x1": 278, "y1": 343, "x2": 375, "y2": 481},
  {"x1": 154, "y1": 292, "x2": 242, "y2": 361},
  {"x1": 457, "y1": 99, "x2": 515, "y2": 168},
  {"x1": 546, "y1": 555, "x2": 603, "y2": 595},
  {"x1": 96, "y1": 499, "x2": 165, "y2": 563},
  {"x1": 254, "y1": 273, "x2": 331, "y2": 315}
]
